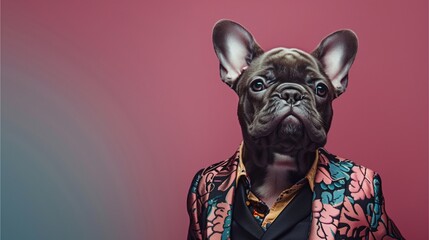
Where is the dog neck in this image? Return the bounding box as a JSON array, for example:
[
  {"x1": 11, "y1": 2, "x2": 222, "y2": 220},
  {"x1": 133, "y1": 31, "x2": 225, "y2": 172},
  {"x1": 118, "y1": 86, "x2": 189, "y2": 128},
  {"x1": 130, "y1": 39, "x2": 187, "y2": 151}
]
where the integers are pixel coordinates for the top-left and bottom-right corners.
[{"x1": 242, "y1": 143, "x2": 315, "y2": 207}]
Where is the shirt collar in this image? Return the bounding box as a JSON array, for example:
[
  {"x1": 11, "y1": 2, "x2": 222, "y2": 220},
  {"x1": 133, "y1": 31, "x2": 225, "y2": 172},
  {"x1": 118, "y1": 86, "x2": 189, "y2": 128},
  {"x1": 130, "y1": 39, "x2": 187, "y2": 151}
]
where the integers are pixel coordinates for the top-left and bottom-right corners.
[{"x1": 236, "y1": 142, "x2": 319, "y2": 191}]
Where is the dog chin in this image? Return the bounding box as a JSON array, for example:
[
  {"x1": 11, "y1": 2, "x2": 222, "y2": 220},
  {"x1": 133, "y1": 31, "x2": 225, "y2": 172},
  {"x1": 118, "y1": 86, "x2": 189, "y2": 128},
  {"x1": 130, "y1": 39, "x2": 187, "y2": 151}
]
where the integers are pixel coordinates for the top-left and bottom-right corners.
[{"x1": 277, "y1": 115, "x2": 304, "y2": 139}]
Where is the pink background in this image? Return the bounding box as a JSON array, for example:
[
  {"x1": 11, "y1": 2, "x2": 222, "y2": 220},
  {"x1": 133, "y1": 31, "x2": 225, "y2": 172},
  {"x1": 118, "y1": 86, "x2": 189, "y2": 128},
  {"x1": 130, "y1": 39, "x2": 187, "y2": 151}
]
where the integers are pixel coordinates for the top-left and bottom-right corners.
[{"x1": 2, "y1": 0, "x2": 427, "y2": 239}]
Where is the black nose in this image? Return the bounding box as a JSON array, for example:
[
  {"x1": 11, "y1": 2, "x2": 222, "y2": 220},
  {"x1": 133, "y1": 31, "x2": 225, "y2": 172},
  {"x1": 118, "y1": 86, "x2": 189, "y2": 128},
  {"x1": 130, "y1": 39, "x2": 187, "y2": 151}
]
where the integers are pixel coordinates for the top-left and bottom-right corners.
[{"x1": 281, "y1": 88, "x2": 303, "y2": 105}]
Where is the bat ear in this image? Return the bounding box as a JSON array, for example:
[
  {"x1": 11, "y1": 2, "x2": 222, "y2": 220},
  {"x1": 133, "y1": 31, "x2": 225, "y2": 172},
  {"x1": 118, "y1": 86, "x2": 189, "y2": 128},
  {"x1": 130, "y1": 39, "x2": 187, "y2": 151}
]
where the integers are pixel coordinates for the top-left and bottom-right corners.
[
  {"x1": 212, "y1": 20, "x2": 263, "y2": 89},
  {"x1": 312, "y1": 30, "x2": 358, "y2": 97}
]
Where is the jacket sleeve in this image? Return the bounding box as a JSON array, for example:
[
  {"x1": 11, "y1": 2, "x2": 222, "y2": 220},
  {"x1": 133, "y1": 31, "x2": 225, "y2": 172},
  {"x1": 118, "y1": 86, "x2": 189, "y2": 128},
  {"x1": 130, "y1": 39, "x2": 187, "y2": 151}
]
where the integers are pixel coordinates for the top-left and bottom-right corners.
[
  {"x1": 187, "y1": 169, "x2": 204, "y2": 240},
  {"x1": 367, "y1": 173, "x2": 404, "y2": 239}
]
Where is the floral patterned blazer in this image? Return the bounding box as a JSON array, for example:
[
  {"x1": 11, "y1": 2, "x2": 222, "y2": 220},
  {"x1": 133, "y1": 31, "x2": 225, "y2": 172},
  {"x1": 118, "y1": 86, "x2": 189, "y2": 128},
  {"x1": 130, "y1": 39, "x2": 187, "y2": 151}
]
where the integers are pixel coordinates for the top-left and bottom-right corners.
[{"x1": 187, "y1": 148, "x2": 403, "y2": 240}]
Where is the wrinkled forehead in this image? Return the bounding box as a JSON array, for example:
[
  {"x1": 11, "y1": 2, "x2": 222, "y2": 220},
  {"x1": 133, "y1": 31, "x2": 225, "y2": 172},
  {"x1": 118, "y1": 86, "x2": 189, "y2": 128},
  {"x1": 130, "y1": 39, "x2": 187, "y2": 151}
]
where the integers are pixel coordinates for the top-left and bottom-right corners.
[
  {"x1": 262, "y1": 48, "x2": 319, "y2": 66},
  {"x1": 249, "y1": 47, "x2": 324, "y2": 80}
]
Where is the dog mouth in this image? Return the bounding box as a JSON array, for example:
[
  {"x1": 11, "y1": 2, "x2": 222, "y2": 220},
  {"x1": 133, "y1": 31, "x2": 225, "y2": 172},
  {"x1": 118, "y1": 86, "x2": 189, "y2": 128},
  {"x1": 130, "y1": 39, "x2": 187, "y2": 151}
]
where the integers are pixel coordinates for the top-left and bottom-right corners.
[{"x1": 246, "y1": 101, "x2": 327, "y2": 147}]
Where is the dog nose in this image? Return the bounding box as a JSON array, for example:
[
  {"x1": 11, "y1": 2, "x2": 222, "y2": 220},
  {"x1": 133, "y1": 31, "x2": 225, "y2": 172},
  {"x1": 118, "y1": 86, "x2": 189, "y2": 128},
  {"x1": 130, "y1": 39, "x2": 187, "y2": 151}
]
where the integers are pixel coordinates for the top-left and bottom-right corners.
[{"x1": 281, "y1": 88, "x2": 303, "y2": 105}]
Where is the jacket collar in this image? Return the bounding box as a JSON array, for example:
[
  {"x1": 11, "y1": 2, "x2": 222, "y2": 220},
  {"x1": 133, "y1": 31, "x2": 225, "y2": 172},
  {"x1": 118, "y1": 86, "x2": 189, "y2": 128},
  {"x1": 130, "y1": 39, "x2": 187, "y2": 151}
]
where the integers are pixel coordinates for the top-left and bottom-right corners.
[{"x1": 236, "y1": 143, "x2": 320, "y2": 191}]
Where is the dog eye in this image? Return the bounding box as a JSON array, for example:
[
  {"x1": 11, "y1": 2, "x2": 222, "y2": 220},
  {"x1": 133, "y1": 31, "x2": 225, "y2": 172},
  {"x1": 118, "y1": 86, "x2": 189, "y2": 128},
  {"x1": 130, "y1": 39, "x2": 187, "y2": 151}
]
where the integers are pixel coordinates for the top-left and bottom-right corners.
[
  {"x1": 316, "y1": 83, "x2": 328, "y2": 97},
  {"x1": 250, "y1": 79, "x2": 266, "y2": 92}
]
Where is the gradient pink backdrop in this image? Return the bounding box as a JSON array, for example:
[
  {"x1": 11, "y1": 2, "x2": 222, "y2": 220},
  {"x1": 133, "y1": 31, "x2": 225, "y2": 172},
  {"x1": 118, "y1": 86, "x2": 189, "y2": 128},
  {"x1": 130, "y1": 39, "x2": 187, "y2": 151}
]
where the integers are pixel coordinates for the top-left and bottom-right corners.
[{"x1": 2, "y1": 0, "x2": 428, "y2": 239}]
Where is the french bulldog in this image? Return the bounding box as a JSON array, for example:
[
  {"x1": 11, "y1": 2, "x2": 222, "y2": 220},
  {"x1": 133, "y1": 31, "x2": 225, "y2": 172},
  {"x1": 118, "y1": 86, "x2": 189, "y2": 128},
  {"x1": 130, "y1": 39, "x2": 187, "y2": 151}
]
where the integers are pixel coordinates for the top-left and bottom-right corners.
[
  {"x1": 212, "y1": 20, "x2": 357, "y2": 206},
  {"x1": 186, "y1": 20, "x2": 403, "y2": 240}
]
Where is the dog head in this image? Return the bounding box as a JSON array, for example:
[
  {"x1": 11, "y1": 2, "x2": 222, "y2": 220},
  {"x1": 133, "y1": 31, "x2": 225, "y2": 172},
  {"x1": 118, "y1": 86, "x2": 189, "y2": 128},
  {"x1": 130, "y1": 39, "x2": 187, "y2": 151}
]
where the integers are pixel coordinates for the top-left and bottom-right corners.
[{"x1": 212, "y1": 20, "x2": 357, "y2": 158}]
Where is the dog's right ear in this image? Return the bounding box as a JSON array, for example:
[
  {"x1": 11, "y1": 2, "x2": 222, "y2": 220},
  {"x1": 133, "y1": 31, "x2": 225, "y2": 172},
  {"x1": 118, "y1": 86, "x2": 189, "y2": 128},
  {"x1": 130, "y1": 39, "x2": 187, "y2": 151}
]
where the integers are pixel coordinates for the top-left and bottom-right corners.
[{"x1": 212, "y1": 20, "x2": 263, "y2": 89}]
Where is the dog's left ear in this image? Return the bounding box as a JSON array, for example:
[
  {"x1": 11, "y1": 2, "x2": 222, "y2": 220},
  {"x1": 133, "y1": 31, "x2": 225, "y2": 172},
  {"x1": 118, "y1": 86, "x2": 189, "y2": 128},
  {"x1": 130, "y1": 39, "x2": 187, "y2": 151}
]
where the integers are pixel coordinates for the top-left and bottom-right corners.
[{"x1": 312, "y1": 30, "x2": 358, "y2": 97}]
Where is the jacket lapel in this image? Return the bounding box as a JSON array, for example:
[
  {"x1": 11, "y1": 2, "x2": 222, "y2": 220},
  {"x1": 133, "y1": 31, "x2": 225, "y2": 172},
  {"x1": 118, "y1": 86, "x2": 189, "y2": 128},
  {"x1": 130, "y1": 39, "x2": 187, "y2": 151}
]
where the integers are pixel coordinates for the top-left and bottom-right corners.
[
  {"x1": 309, "y1": 149, "x2": 352, "y2": 240},
  {"x1": 231, "y1": 179, "x2": 265, "y2": 239}
]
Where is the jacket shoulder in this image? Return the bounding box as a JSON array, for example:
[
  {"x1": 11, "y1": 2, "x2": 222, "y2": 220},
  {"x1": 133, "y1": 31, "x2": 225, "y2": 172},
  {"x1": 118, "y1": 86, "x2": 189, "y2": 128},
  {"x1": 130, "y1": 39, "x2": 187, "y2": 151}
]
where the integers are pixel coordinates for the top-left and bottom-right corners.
[
  {"x1": 188, "y1": 152, "x2": 239, "y2": 197},
  {"x1": 319, "y1": 148, "x2": 378, "y2": 181}
]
